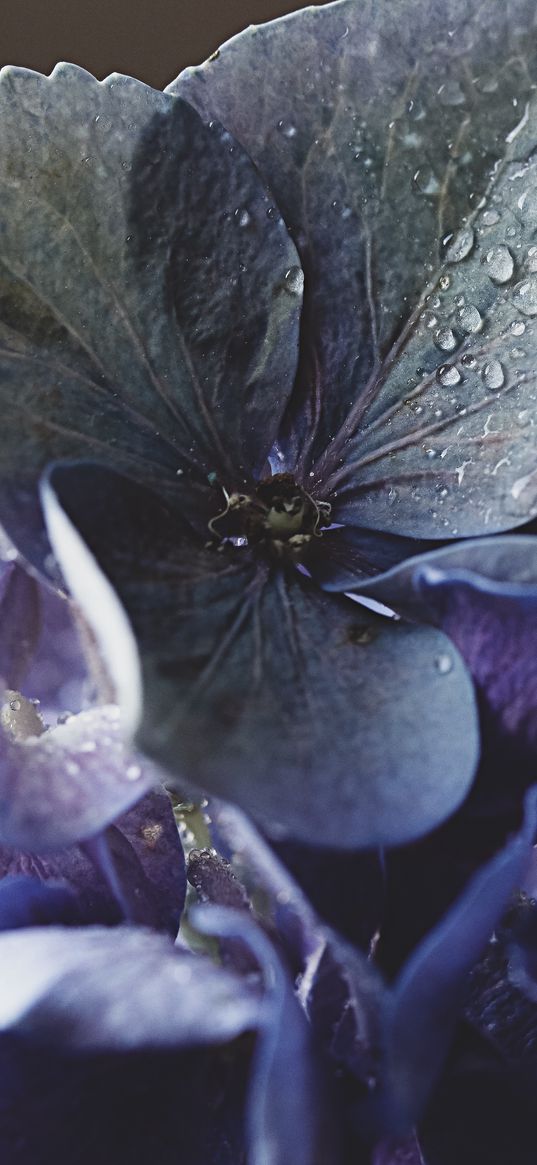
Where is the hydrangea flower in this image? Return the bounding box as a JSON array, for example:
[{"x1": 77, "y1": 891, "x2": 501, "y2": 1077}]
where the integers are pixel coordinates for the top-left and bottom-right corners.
[
  {"x1": 10, "y1": 0, "x2": 537, "y2": 848},
  {"x1": 1, "y1": 1, "x2": 537, "y2": 1159}
]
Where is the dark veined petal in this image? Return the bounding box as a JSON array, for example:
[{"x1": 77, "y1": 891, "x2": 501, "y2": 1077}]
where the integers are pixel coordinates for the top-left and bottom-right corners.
[
  {"x1": 348, "y1": 535, "x2": 537, "y2": 757},
  {"x1": 0, "y1": 698, "x2": 160, "y2": 850},
  {"x1": 303, "y1": 526, "x2": 440, "y2": 593},
  {"x1": 0, "y1": 62, "x2": 301, "y2": 570},
  {"x1": 43, "y1": 462, "x2": 479, "y2": 848},
  {"x1": 0, "y1": 788, "x2": 185, "y2": 934},
  {"x1": 172, "y1": 0, "x2": 537, "y2": 536}
]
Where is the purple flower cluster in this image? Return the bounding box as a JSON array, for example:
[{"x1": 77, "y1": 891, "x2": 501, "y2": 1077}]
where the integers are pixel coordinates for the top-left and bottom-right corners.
[{"x1": 0, "y1": 1, "x2": 536, "y2": 1161}]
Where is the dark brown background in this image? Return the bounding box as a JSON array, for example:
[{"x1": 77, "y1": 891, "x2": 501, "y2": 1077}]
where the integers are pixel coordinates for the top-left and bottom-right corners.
[{"x1": 0, "y1": 1, "x2": 330, "y2": 89}]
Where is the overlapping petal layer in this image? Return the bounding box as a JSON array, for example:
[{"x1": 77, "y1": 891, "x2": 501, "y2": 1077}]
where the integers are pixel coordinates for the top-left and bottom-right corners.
[
  {"x1": 43, "y1": 462, "x2": 479, "y2": 846},
  {"x1": 0, "y1": 62, "x2": 301, "y2": 569},
  {"x1": 172, "y1": 0, "x2": 537, "y2": 535}
]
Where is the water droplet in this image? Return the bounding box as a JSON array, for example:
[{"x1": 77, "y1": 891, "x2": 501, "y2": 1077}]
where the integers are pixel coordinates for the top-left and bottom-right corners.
[
  {"x1": 482, "y1": 359, "x2": 505, "y2": 389},
  {"x1": 435, "y1": 653, "x2": 453, "y2": 674},
  {"x1": 277, "y1": 119, "x2": 297, "y2": 138},
  {"x1": 461, "y1": 353, "x2": 476, "y2": 368},
  {"x1": 483, "y1": 245, "x2": 514, "y2": 283},
  {"x1": 421, "y1": 310, "x2": 438, "y2": 329},
  {"x1": 438, "y1": 274, "x2": 451, "y2": 291},
  {"x1": 412, "y1": 166, "x2": 440, "y2": 196},
  {"x1": 80, "y1": 740, "x2": 97, "y2": 753},
  {"x1": 283, "y1": 266, "x2": 304, "y2": 295},
  {"x1": 234, "y1": 208, "x2": 251, "y2": 228},
  {"x1": 457, "y1": 304, "x2": 482, "y2": 333},
  {"x1": 513, "y1": 275, "x2": 537, "y2": 316},
  {"x1": 126, "y1": 763, "x2": 142, "y2": 781},
  {"x1": 406, "y1": 98, "x2": 425, "y2": 122},
  {"x1": 511, "y1": 320, "x2": 526, "y2": 335},
  {"x1": 482, "y1": 209, "x2": 500, "y2": 226},
  {"x1": 9, "y1": 699, "x2": 20, "y2": 712},
  {"x1": 445, "y1": 226, "x2": 474, "y2": 263},
  {"x1": 517, "y1": 409, "x2": 531, "y2": 426},
  {"x1": 437, "y1": 364, "x2": 461, "y2": 387},
  {"x1": 434, "y1": 327, "x2": 457, "y2": 352},
  {"x1": 438, "y1": 80, "x2": 466, "y2": 106},
  {"x1": 66, "y1": 761, "x2": 80, "y2": 777}
]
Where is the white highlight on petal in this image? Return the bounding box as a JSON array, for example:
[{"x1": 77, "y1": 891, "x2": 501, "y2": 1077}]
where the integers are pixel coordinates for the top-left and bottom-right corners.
[{"x1": 41, "y1": 478, "x2": 142, "y2": 737}]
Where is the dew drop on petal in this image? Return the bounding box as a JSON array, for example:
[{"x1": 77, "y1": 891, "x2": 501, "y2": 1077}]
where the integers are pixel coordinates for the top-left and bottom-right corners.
[
  {"x1": 457, "y1": 304, "x2": 482, "y2": 333},
  {"x1": 234, "y1": 208, "x2": 251, "y2": 228},
  {"x1": 513, "y1": 275, "x2": 537, "y2": 316},
  {"x1": 511, "y1": 320, "x2": 526, "y2": 336},
  {"x1": 434, "y1": 327, "x2": 457, "y2": 352},
  {"x1": 438, "y1": 80, "x2": 466, "y2": 106},
  {"x1": 412, "y1": 166, "x2": 441, "y2": 196},
  {"x1": 483, "y1": 245, "x2": 514, "y2": 283},
  {"x1": 482, "y1": 208, "x2": 500, "y2": 226},
  {"x1": 482, "y1": 359, "x2": 505, "y2": 389},
  {"x1": 276, "y1": 119, "x2": 297, "y2": 138},
  {"x1": 444, "y1": 226, "x2": 475, "y2": 263},
  {"x1": 126, "y1": 764, "x2": 142, "y2": 782},
  {"x1": 435, "y1": 653, "x2": 453, "y2": 674},
  {"x1": 283, "y1": 266, "x2": 304, "y2": 295},
  {"x1": 437, "y1": 364, "x2": 461, "y2": 386}
]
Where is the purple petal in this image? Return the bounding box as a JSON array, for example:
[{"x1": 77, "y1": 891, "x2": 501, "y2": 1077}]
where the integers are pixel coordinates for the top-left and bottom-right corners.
[
  {"x1": 370, "y1": 786, "x2": 537, "y2": 1136},
  {"x1": 0, "y1": 924, "x2": 261, "y2": 1051},
  {"x1": 207, "y1": 801, "x2": 385, "y2": 1088},
  {"x1": 352, "y1": 536, "x2": 537, "y2": 758},
  {"x1": 192, "y1": 904, "x2": 337, "y2": 1165},
  {"x1": 0, "y1": 701, "x2": 159, "y2": 850},
  {"x1": 0, "y1": 788, "x2": 185, "y2": 935},
  {"x1": 0, "y1": 561, "x2": 40, "y2": 690},
  {"x1": 0, "y1": 876, "x2": 80, "y2": 929}
]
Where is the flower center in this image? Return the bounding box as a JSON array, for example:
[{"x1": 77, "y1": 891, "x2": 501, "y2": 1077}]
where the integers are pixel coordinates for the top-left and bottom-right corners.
[{"x1": 208, "y1": 473, "x2": 331, "y2": 561}]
